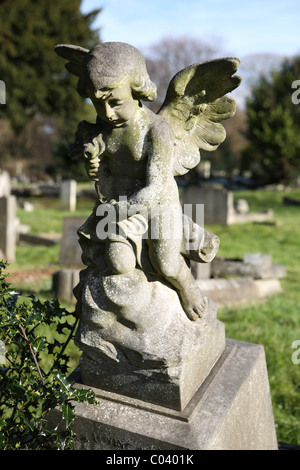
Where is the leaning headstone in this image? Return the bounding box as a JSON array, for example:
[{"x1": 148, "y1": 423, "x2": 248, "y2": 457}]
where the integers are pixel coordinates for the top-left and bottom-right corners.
[
  {"x1": 59, "y1": 217, "x2": 86, "y2": 265},
  {"x1": 60, "y1": 179, "x2": 77, "y2": 212},
  {"x1": 0, "y1": 196, "x2": 17, "y2": 262}
]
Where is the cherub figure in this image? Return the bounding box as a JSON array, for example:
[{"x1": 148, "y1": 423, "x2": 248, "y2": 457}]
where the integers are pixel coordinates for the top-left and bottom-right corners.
[{"x1": 55, "y1": 42, "x2": 241, "y2": 321}]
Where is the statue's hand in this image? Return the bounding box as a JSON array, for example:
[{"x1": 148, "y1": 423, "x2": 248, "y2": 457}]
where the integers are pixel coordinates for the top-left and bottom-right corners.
[
  {"x1": 85, "y1": 145, "x2": 101, "y2": 181},
  {"x1": 67, "y1": 120, "x2": 105, "y2": 162},
  {"x1": 68, "y1": 121, "x2": 106, "y2": 181}
]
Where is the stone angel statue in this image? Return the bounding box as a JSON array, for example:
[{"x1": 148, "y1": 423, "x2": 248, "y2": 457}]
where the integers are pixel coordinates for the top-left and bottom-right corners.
[{"x1": 55, "y1": 42, "x2": 241, "y2": 403}]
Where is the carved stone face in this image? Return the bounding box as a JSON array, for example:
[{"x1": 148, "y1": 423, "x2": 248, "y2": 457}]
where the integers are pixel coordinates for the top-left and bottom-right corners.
[{"x1": 86, "y1": 80, "x2": 139, "y2": 127}]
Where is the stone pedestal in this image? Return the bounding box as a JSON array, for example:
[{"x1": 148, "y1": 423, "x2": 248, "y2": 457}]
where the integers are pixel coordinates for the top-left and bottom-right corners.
[
  {"x1": 65, "y1": 338, "x2": 277, "y2": 450},
  {"x1": 79, "y1": 309, "x2": 224, "y2": 411},
  {"x1": 74, "y1": 266, "x2": 225, "y2": 412}
]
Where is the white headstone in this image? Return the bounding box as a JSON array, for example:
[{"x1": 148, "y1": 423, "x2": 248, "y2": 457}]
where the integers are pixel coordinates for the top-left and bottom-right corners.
[
  {"x1": 0, "y1": 196, "x2": 17, "y2": 262},
  {"x1": 0, "y1": 170, "x2": 11, "y2": 197},
  {"x1": 60, "y1": 179, "x2": 77, "y2": 212}
]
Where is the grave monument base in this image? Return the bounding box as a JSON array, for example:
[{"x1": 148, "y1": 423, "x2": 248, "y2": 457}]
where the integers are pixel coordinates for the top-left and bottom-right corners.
[{"x1": 63, "y1": 338, "x2": 277, "y2": 450}]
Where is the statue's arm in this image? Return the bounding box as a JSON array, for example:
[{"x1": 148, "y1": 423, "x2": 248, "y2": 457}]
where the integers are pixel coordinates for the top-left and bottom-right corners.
[{"x1": 128, "y1": 120, "x2": 174, "y2": 210}]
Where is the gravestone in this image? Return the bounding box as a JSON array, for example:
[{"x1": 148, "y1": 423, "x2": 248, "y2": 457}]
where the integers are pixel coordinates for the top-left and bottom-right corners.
[
  {"x1": 52, "y1": 268, "x2": 80, "y2": 302},
  {"x1": 0, "y1": 196, "x2": 17, "y2": 262},
  {"x1": 235, "y1": 198, "x2": 249, "y2": 214},
  {"x1": 197, "y1": 277, "x2": 282, "y2": 306},
  {"x1": 0, "y1": 170, "x2": 11, "y2": 197},
  {"x1": 211, "y1": 252, "x2": 286, "y2": 279},
  {"x1": 183, "y1": 185, "x2": 235, "y2": 225},
  {"x1": 182, "y1": 185, "x2": 274, "y2": 225},
  {"x1": 190, "y1": 259, "x2": 211, "y2": 279},
  {"x1": 60, "y1": 179, "x2": 77, "y2": 212},
  {"x1": 59, "y1": 217, "x2": 86, "y2": 266}
]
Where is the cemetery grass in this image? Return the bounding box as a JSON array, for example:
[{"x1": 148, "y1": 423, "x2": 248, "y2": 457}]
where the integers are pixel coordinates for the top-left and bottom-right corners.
[
  {"x1": 6, "y1": 188, "x2": 300, "y2": 446},
  {"x1": 210, "y1": 188, "x2": 300, "y2": 446}
]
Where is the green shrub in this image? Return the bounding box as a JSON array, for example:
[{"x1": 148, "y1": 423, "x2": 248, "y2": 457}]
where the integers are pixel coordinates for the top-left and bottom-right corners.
[{"x1": 0, "y1": 261, "x2": 95, "y2": 450}]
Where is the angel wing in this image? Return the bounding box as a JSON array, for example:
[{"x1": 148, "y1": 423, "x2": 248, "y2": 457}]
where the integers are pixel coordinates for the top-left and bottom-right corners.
[
  {"x1": 54, "y1": 44, "x2": 88, "y2": 77},
  {"x1": 158, "y1": 58, "x2": 242, "y2": 176}
]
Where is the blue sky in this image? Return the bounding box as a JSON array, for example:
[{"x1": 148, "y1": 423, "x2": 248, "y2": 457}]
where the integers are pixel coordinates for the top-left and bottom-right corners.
[{"x1": 81, "y1": 0, "x2": 300, "y2": 58}]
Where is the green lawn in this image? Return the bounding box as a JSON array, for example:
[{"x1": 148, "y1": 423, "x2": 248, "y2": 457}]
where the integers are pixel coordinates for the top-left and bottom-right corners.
[
  {"x1": 208, "y1": 188, "x2": 300, "y2": 445},
  {"x1": 7, "y1": 187, "x2": 300, "y2": 445}
]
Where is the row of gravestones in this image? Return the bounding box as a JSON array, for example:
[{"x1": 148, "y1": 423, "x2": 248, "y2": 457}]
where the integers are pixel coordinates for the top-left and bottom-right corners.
[
  {"x1": 51, "y1": 184, "x2": 282, "y2": 303},
  {"x1": 54, "y1": 216, "x2": 285, "y2": 304},
  {"x1": 1, "y1": 174, "x2": 274, "y2": 264},
  {"x1": 0, "y1": 169, "x2": 284, "y2": 305},
  {"x1": 0, "y1": 171, "x2": 77, "y2": 262}
]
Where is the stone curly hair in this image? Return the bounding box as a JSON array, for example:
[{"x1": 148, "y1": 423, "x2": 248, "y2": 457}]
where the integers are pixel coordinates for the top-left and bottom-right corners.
[{"x1": 77, "y1": 42, "x2": 157, "y2": 102}]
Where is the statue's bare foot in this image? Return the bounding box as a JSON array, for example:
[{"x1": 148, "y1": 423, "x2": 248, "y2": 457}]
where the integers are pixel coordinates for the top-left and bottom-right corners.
[{"x1": 179, "y1": 286, "x2": 207, "y2": 321}]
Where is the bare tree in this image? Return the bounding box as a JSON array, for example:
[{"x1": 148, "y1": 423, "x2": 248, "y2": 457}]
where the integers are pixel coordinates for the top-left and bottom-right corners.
[
  {"x1": 239, "y1": 52, "x2": 289, "y2": 86},
  {"x1": 143, "y1": 36, "x2": 223, "y2": 111}
]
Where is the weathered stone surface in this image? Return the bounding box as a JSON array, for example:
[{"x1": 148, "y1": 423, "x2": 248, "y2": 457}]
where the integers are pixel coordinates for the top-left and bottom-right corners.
[
  {"x1": 61, "y1": 339, "x2": 278, "y2": 450},
  {"x1": 75, "y1": 266, "x2": 225, "y2": 411},
  {"x1": 52, "y1": 42, "x2": 278, "y2": 452}
]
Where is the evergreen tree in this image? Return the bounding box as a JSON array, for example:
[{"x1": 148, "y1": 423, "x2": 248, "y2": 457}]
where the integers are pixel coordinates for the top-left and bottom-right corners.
[
  {"x1": 243, "y1": 56, "x2": 300, "y2": 184},
  {"x1": 0, "y1": 0, "x2": 101, "y2": 178}
]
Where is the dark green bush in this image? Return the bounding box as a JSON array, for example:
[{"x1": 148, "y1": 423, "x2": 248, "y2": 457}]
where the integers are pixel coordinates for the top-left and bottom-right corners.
[{"x1": 0, "y1": 261, "x2": 95, "y2": 450}]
